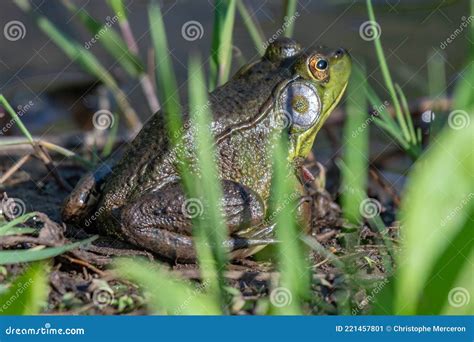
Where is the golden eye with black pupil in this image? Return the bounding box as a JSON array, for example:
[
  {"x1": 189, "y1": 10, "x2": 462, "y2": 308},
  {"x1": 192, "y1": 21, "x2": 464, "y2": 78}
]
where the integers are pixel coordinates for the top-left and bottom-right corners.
[{"x1": 309, "y1": 55, "x2": 329, "y2": 81}]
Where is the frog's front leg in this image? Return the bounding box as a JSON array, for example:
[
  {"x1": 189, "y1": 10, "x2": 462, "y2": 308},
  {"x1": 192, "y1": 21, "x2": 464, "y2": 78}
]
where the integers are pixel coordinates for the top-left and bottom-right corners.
[
  {"x1": 62, "y1": 163, "x2": 112, "y2": 225},
  {"x1": 118, "y1": 180, "x2": 276, "y2": 262}
]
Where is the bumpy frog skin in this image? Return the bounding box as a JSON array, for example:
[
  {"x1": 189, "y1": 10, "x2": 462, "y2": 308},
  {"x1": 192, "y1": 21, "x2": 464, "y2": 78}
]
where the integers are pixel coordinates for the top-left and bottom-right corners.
[{"x1": 62, "y1": 38, "x2": 351, "y2": 262}]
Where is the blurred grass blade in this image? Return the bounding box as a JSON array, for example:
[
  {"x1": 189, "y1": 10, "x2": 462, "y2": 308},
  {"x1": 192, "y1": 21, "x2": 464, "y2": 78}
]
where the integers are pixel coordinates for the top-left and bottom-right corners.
[
  {"x1": 282, "y1": 0, "x2": 297, "y2": 37},
  {"x1": 236, "y1": 0, "x2": 265, "y2": 55},
  {"x1": 0, "y1": 236, "x2": 97, "y2": 265},
  {"x1": 395, "y1": 84, "x2": 418, "y2": 146},
  {"x1": 0, "y1": 212, "x2": 39, "y2": 236},
  {"x1": 0, "y1": 227, "x2": 37, "y2": 236},
  {"x1": 148, "y1": 2, "x2": 183, "y2": 141},
  {"x1": 366, "y1": 0, "x2": 421, "y2": 160},
  {"x1": 107, "y1": 0, "x2": 127, "y2": 20},
  {"x1": 0, "y1": 262, "x2": 49, "y2": 315},
  {"x1": 269, "y1": 138, "x2": 310, "y2": 315},
  {"x1": 14, "y1": 0, "x2": 141, "y2": 130},
  {"x1": 366, "y1": 0, "x2": 409, "y2": 141},
  {"x1": 340, "y1": 64, "x2": 369, "y2": 226},
  {"x1": 453, "y1": 62, "x2": 474, "y2": 113},
  {"x1": 187, "y1": 57, "x2": 228, "y2": 306},
  {"x1": 416, "y1": 212, "x2": 473, "y2": 314},
  {"x1": 107, "y1": 0, "x2": 160, "y2": 113},
  {"x1": 61, "y1": 0, "x2": 144, "y2": 77},
  {"x1": 115, "y1": 258, "x2": 221, "y2": 315},
  {"x1": 101, "y1": 112, "x2": 120, "y2": 157},
  {"x1": 395, "y1": 113, "x2": 474, "y2": 314},
  {"x1": 0, "y1": 95, "x2": 33, "y2": 143},
  {"x1": 427, "y1": 50, "x2": 446, "y2": 101},
  {"x1": 209, "y1": 0, "x2": 236, "y2": 90}
]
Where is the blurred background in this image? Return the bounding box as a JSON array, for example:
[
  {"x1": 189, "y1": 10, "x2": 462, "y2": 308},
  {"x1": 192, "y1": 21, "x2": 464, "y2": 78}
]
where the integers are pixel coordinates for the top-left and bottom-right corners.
[{"x1": 0, "y1": 0, "x2": 469, "y2": 134}]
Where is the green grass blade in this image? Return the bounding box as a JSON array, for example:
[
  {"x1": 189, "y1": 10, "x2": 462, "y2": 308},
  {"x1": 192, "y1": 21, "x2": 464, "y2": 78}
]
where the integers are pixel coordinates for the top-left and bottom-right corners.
[
  {"x1": 148, "y1": 2, "x2": 182, "y2": 142},
  {"x1": 236, "y1": 0, "x2": 265, "y2": 55},
  {"x1": 61, "y1": 0, "x2": 144, "y2": 77},
  {"x1": 453, "y1": 62, "x2": 474, "y2": 114},
  {"x1": 269, "y1": 138, "x2": 310, "y2": 315},
  {"x1": 0, "y1": 236, "x2": 97, "y2": 265},
  {"x1": 366, "y1": 0, "x2": 410, "y2": 143},
  {"x1": 187, "y1": 56, "x2": 228, "y2": 306},
  {"x1": 282, "y1": 0, "x2": 297, "y2": 37},
  {"x1": 0, "y1": 262, "x2": 49, "y2": 315},
  {"x1": 107, "y1": 0, "x2": 127, "y2": 22},
  {"x1": 340, "y1": 64, "x2": 369, "y2": 226},
  {"x1": 416, "y1": 212, "x2": 473, "y2": 314},
  {"x1": 395, "y1": 83, "x2": 418, "y2": 144},
  {"x1": 372, "y1": 117, "x2": 408, "y2": 149},
  {"x1": 395, "y1": 113, "x2": 474, "y2": 314},
  {"x1": 0, "y1": 95, "x2": 33, "y2": 143},
  {"x1": 209, "y1": 0, "x2": 236, "y2": 90},
  {"x1": 115, "y1": 258, "x2": 221, "y2": 315},
  {"x1": 0, "y1": 212, "x2": 39, "y2": 236},
  {"x1": 0, "y1": 227, "x2": 37, "y2": 236},
  {"x1": 427, "y1": 50, "x2": 447, "y2": 101},
  {"x1": 14, "y1": 0, "x2": 141, "y2": 130}
]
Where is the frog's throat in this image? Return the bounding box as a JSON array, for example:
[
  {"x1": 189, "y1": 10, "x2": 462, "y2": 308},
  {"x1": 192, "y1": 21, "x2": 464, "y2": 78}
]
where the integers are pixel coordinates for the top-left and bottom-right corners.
[{"x1": 293, "y1": 80, "x2": 348, "y2": 158}]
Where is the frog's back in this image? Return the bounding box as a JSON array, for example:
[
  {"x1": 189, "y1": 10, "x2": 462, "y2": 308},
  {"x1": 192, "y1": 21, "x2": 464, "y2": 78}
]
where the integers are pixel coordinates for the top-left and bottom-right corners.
[{"x1": 97, "y1": 57, "x2": 293, "y2": 222}]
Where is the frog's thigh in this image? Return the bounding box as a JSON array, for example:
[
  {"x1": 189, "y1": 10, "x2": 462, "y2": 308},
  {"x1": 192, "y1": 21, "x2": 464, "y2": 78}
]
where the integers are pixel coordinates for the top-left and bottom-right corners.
[{"x1": 119, "y1": 180, "x2": 266, "y2": 261}]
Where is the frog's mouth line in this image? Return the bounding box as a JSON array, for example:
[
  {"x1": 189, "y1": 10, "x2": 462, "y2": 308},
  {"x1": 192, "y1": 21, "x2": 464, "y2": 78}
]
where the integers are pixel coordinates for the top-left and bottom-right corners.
[
  {"x1": 322, "y1": 80, "x2": 348, "y2": 122},
  {"x1": 292, "y1": 80, "x2": 349, "y2": 159},
  {"x1": 311, "y1": 80, "x2": 348, "y2": 136}
]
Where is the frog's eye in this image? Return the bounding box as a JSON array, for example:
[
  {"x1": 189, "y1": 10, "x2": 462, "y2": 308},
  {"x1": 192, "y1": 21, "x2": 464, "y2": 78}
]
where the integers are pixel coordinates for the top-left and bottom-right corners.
[
  {"x1": 309, "y1": 56, "x2": 329, "y2": 82},
  {"x1": 277, "y1": 81, "x2": 321, "y2": 130},
  {"x1": 316, "y1": 59, "x2": 328, "y2": 70}
]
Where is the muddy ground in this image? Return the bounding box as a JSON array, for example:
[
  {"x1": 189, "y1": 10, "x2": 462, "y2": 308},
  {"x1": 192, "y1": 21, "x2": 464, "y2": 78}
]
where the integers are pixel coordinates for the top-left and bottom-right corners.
[{"x1": 0, "y1": 136, "x2": 400, "y2": 315}]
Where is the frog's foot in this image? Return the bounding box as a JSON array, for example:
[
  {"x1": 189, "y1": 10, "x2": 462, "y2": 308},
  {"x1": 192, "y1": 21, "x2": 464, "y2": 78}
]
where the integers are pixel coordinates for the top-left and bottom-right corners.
[{"x1": 118, "y1": 180, "x2": 271, "y2": 262}]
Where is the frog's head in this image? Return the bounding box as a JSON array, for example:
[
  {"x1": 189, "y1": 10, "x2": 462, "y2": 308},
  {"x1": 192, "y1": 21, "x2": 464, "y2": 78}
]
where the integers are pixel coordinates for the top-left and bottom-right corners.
[{"x1": 277, "y1": 46, "x2": 351, "y2": 162}]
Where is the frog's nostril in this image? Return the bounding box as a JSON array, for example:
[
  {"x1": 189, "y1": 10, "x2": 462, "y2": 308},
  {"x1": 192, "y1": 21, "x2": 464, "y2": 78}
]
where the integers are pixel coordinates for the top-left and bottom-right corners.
[{"x1": 334, "y1": 48, "x2": 346, "y2": 58}]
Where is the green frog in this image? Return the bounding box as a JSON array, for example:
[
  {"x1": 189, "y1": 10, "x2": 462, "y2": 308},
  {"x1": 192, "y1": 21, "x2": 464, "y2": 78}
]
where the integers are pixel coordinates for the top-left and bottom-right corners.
[{"x1": 62, "y1": 38, "x2": 351, "y2": 262}]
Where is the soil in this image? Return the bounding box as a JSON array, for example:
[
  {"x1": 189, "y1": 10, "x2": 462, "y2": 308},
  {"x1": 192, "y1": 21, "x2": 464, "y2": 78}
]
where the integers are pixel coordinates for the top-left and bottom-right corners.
[{"x1": 0, "y1": 138, "x2": 400, "y2": 315}]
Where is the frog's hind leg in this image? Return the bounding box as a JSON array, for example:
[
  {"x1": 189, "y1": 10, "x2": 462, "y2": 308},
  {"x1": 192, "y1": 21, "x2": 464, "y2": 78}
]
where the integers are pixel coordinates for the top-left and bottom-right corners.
[{"x1": 118, "y1": 180, "x2": 275, "y2": 262}]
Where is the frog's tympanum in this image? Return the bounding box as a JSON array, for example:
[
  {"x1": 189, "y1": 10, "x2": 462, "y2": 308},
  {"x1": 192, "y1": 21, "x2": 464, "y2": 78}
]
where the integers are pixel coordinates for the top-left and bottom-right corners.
[{"x1": 62, "y1": 38, "x2": 351, "y2": 262}]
